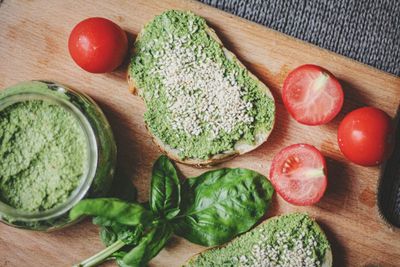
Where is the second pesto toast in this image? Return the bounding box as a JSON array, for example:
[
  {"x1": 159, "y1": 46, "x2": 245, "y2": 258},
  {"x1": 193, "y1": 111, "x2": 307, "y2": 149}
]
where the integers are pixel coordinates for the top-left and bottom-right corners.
[
  {"x1": 128, "y1": 10, "x2": 275, "y2": 166},
  {"x1": 185, "y1": 213, "x2": 333, "y2": 267}
]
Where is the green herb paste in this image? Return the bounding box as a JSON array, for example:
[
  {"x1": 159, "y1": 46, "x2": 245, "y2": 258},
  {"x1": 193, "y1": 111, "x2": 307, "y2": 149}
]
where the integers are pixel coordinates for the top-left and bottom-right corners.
[
  {"x1": 186, "y1": 213, "x2": 330, "y2": 267},
  {"x1": 130, "y1": 10, "x2": 275, "y2": 159},
  {"x1": 0, "y1": 100, "x2": 88, "y2": 212}
]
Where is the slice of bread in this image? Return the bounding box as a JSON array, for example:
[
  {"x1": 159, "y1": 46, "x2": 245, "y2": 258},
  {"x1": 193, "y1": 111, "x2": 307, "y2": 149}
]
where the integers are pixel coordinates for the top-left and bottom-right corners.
[
  {"x1": 128, "y1": 10, "x2": 275, "y2": 166},
  {"x1": 185, "y1": 213, "x2": 332, "y2": 267}
]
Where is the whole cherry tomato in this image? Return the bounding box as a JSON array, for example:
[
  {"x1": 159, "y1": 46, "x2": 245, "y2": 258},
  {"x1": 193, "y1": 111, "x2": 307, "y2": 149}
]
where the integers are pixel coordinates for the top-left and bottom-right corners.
[
  {"x1": 338, "y1": 107, "x2": 391, "y2": 166},
  {"x1": 68, "y1": 17, "x2": 128, "y2": 73}
]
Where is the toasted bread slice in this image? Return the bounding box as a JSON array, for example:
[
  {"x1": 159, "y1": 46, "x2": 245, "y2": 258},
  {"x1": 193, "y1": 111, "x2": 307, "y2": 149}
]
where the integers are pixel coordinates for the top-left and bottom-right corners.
[
  {"x1": 185, "y1": 213, "x2": 332, "y2": 267},
  {"x1": 128, "y1": 10, "x2": 275, "y2": 166}
]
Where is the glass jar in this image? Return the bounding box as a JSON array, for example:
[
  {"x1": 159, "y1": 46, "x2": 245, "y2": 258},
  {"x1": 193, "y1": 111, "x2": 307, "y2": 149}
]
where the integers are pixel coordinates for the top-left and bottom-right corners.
[{"x1": 0, "y1": 80, "x2": 117, "y2": 231}]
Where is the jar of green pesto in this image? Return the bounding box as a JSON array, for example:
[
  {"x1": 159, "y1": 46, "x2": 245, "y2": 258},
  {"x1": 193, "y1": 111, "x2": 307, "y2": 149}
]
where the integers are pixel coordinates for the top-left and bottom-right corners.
[{"x1": 0, "y1": 81, "x2": 116, "y2": 231}]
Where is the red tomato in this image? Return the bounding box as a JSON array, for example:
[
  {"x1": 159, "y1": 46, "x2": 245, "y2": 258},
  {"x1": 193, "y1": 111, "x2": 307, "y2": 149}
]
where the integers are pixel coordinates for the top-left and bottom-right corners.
[
  {"x1": 269, "y1": 144, "x2": 327, "y2": 206},
  {"x1": 282, "y1": 64, "x2": 344, "y2": 125},
  {"x1": 68, "y1": 17, "x2": 128, "y2": 73},
  {"x1": 338, "y1": 107, "x2": 391, "y2": 166}
]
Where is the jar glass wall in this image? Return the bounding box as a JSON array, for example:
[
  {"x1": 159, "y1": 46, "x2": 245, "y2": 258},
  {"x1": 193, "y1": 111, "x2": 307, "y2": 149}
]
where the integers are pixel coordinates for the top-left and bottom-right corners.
[{"x1": 0, "y1": 81, "x2": 117, "y2": 231}]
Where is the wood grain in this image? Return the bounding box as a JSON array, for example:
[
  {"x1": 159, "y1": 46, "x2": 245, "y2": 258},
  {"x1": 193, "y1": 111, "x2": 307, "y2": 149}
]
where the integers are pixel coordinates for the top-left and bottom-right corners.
[{"x1": 0, "y1": 0, "x2": 400, "y2": 266}]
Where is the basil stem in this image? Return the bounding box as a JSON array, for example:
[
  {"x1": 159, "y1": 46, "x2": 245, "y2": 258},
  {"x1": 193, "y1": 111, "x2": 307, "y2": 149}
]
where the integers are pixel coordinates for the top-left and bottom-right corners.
[{"x1": 73, "y1": 239, "x2": 125, "y2": 267}]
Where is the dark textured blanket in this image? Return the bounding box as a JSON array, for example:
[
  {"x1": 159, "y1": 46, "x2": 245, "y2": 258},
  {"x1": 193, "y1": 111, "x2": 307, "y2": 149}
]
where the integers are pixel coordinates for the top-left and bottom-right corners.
[{"x1": 199, "y1": 0, "x2": 400, "y2": 76}]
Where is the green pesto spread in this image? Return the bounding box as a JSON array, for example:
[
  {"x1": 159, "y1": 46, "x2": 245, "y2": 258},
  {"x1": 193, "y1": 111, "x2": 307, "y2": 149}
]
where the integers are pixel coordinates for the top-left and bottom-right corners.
[
  {"x1": 130, "y1": 10, "x2": 275, "y2": 159},
  {"x1": 0, "y1": 100, "x2": 88, "y2": 212},
  {"x1": 186, "y1": 213, "x2": 330, "y2": 267}
]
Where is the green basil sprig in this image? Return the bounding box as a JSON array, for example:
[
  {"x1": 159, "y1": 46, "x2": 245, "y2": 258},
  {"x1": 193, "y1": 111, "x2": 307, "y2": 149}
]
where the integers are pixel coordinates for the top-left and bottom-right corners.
[{"x1": 70, "y1": 155, "x2": 274, "y2": 267}]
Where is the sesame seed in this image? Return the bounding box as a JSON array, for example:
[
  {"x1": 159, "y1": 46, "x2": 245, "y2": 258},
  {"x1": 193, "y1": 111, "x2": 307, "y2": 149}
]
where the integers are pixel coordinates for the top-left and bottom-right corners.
[
  {"x1": 235, "y1": 228, "x2": 322, "y2": 267},
  {"x1": 148, "y1": 19, "x2": 254, "y2": 138}
]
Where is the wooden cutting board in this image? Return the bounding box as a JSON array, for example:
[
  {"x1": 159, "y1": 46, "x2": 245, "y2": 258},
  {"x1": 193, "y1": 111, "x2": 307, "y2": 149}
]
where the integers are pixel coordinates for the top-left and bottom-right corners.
[{"x1": 0, "y1": 0, "x2": 399, "y2": 266}]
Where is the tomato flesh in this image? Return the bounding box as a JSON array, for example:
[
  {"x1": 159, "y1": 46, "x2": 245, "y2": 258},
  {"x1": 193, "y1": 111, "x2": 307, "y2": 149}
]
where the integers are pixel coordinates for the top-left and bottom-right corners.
[
  {"x1": 68, "y1": 17, "x2": 128, "y2": 73},
  {"x1": 269, "y1": 144, "x2": 327, "y2": 206},
  {"x1": 338, "y1": 107, "x2": 391, "y2": 166},
  {"x1": 283, "y1": 64, "x2": 344, "y2": 125}
]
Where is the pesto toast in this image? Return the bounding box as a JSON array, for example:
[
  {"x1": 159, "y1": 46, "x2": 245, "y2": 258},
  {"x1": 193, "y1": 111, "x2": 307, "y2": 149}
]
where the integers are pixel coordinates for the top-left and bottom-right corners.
[
  {"x1": 128, "y1": 10, "x2": 275, "y2": 166},
  {"x1": 185, "y1": 213, "x2": 332, "y2": 267}
]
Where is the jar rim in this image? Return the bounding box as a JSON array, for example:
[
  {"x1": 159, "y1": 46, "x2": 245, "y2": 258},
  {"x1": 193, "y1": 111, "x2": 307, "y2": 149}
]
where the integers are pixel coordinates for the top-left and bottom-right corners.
[{"x1": 0, "y1": 81, "x2": 98, "y2": 221}]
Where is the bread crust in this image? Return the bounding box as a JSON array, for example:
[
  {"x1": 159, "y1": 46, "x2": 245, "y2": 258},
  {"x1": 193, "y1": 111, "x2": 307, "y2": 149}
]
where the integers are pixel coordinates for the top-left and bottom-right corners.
[{"x1": 127, "y1": 12, "x2": 275, "y2": 167}]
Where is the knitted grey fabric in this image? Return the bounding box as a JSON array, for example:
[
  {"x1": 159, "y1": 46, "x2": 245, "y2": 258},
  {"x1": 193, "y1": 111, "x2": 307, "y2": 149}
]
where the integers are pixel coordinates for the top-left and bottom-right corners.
[{"x1": 198, "y1": 0, "x2": 400, "y2": 76}]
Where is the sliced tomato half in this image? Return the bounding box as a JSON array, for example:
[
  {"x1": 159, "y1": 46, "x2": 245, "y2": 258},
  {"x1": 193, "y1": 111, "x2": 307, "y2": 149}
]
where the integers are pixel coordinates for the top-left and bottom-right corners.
[
  {"x1": 282, "y1": 64, "x2": 344, "y2": 125},
  {"x1": 269, "y1": 144, "x2": 327, "y2": 206}
]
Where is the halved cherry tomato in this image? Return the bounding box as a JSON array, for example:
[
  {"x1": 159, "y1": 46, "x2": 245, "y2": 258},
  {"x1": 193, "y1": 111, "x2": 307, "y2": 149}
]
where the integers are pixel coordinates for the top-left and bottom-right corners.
[
  {"x1": 282, "y1": 64, "x2": 344, "y2": 125},
  {"x1": 338, "y1": 107, "x2": 391, "y2": 166},
  {"x1": 68, "y1": 17, "x2": 128, "y2": 73},
  {"x1": 269, "y1": 144, "x2": 327, "y2": 206}
]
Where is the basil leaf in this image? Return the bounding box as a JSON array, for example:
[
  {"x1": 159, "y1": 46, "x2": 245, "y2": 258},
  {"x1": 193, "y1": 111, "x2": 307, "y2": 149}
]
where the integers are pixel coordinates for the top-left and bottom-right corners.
[
  {"x1": 100, "y1": 226, "x2": 118, "y2": 246},
  {"x1": 150, "y1": 155, "x2": 181, "y2": 219},
  {"x1": 117, "y1": 225, "x2": 143, "y2": 245},
  {"x1": 164, "y1": 207, "x2": 180, "y2": 220},
  {"x1": 121, "y1": 223, "x2": 173, "y2": 267},
  {"x1": 70, "y1": 198, "x2": 153, "y2": 226},
  {"x1": 93, "y1": 217, "x2": 120, "y2": 246},
  {"x1": 93, "y1": 216, "x2": 114, "y2": 226},
  {"x1": 174, "y1": 168, "x2": 274, "y2": 246},
  {"x1": 95, "y1": 216, "x2": 143, "y2": 250}
]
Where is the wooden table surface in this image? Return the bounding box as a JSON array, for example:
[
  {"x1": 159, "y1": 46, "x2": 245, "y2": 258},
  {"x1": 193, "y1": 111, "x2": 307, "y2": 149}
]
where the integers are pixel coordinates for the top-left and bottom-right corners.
[{"x1": 0, "y1": 0, "x2": 400, "y2": 266}]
